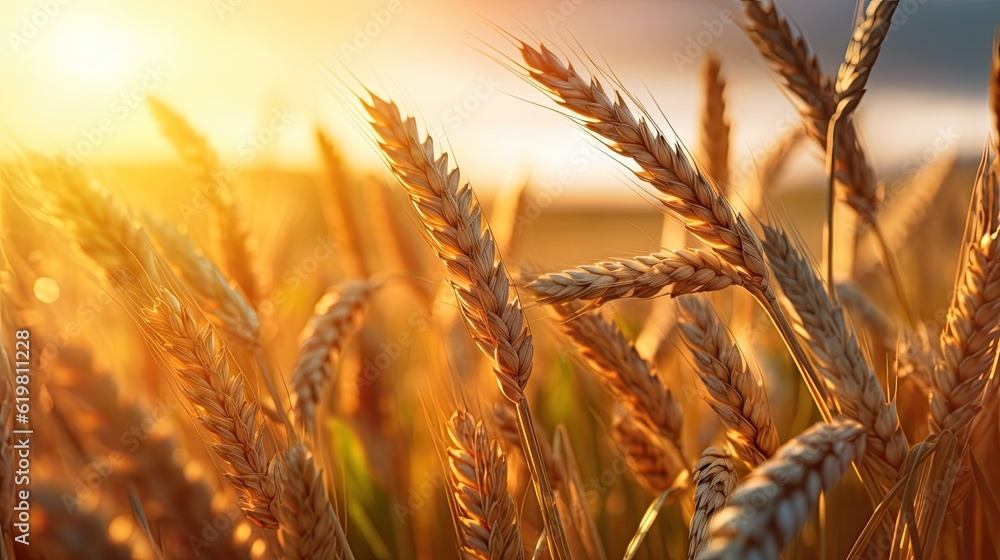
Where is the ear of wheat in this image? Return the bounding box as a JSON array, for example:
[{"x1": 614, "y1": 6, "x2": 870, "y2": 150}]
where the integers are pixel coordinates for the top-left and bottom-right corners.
[
  {"x1": 445, "y1": 409, "x2": 524, "y2": 560},
  {"x1": 526, "y1": 249, "x2": 744, "y2": 308},
  {"x1": 291, "y1": 280, "x2": 373, "y2": 433},
  {"x1": 554, "y1": 304, "x2": 683, "y2": 448},
  {"x1": 677, "y1": 296, "x2": 779, "y2": 468},
  {"x1": 762, "y1": 224, "x2": 906, "y2": 493},
  {"x1": 315, "y1": 129, "x2": 371, "y2": 279},
  {"x1": 143, "y1": 287, "x2": 280, "y2": 530},
  {"x1": 687, "y1": 447, "x2": 736, "y2": 560},
  {"x1": 275, "y1": 441, "x2": 346, "y2": 560},
  {"x1": 518, "y1": 42, "x2": 768, "y2": 290},
  {"x1": 930, "y1": 158, "x2": 1000, "y2": 508},
  {"x1": 696, "y1": 419, "x2": 866, "y2": 559},
  {"x1": 362, "y1": 93, "x2": 569, "y2": 558}
]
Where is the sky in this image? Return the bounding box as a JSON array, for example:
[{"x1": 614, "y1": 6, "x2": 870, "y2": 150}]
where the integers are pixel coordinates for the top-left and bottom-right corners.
[{"x1": 0, "y1": 0, "x2": 997, "y2": 194}]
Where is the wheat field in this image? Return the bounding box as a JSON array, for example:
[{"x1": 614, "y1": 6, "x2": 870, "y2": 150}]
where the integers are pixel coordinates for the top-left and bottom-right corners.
[{"x1": 1, "y1": 0, "x2": 999, "y2": 558}]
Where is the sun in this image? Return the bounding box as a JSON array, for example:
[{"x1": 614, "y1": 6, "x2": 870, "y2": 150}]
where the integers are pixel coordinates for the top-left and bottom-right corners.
[{"x1": 51, "y1": 20, "x2": 129, "y2": 82}]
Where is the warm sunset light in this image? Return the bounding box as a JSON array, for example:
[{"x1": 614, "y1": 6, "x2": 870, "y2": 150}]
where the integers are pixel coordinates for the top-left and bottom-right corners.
[{"x1": 2, "y1": 1, "x2": 999, "y2": 559}]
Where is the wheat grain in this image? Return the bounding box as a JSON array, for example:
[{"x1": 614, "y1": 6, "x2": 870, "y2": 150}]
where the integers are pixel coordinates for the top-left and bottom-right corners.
[
  {"x1": 518, "y1": 42, "x2": 768, "y2": 290},
  {"x1": 446, "y1": 409, "x2": 523, "y2": 560},
  {"x1": 687, "y1": 447, "x2": 736, "y2": 560},
  {"x1": 291, "y1": 280, "x2": 372, "y2": 433},
  {"x1": 677, "y1": 297, "x2": 778, "y2": 468},
  {"x1": 696, "y1": 419, "x2": 866, "y2": 560},
  {"x1": 699, "y1": 55, "x2": 731, "y2": 191},
  {"x1": 276, "y1": 441, "x2": 345, "y2": 560},
  {"x1": 143, "y1": 287, "x2": 280, "y2": 529},
  {"x1": 526, "y1": 249, "x2": 743, "y2": 308},
  {"x1": 363, "y1": 94, "x2": 531, "y2": 404}
]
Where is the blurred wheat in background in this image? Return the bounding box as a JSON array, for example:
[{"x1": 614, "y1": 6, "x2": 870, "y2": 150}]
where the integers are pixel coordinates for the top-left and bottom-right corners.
[{"x1": 1, "y1": 0, "x2": 1000, "y2": 558}]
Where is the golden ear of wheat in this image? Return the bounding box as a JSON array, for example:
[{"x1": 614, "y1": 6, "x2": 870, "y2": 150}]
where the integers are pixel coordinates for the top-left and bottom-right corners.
[
  {"x1": 362, "y1": 94, "x2": 531, "y2": 404},
  {"x1": 697, "y1": 419, "x2": 866, "y2": 560},
  {"x1": 446, "y1": 410, "x2": 524, "y2": 560},
  {"x1": 143, "y1": 288, "x2": 280, "y2": 530},
  {"x1": 525, "y1": 249, "x2": 743, "y2": 308},
  {"x1": 518, "y1": 42, "x2": 768, "y2": 290},
  {"x1": 556, "y1": 305, "x2": 683, "y2": 447},
  {"x1": 291, "y1": 280, "x2": 372, "y2": 433},
  {"x1": 677, "y1": 296, "x2": 778, "y2": 468},
  {"x1": 762, "y1": 225, "x2": 906, "y2": 492},
  {"x1": 687, "y1": 447, "x2": 736, "y2": 560},
  {"x1": 276, "y1": 442, "x2": 344, "y2": 560}
]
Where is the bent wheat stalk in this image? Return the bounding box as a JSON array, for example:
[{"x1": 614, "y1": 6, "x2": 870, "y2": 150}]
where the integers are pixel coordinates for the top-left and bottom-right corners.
[
  {"x1": 677, "y1": 296, "x2": 779, "y2": 468},
  {"x1": 696, "y1": 419, "x2": 866, "y2": 559},
  {"x1": 362, "y1": 93, "x2": 569, "y2": 559},
  {"x1": 445, "y1": 409, "x2": 523, "y2": 560},
  {"x1": 291, "y1": 280, "x2": 373, "y2": 434}
]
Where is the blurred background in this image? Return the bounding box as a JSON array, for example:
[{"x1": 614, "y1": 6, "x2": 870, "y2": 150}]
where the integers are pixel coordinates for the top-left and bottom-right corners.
[{"x1": 1, "y1": 0, "x2": 996, "y2": 196}]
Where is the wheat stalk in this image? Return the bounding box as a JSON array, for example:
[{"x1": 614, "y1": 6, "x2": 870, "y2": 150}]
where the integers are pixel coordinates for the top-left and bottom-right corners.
[
  {"x1": 698, "y1": 54, "x2": 731, "y2": 191},
  {"x1": 276, "y1": 441, "x2": 347, "y2": 560},
  {"x1": 696, "y1": 419, "x2": 866, "y2": 559},
  {"x1": 143, "y1": 287, "x2": 280, "y2": 530},
  {"x1": 146, "y1": 217, "x2": 260, "y2": 347},
  {"x1": 677, "y1": 296, "x2": 779, "y2": 468},
  {"x1": 148, "y1": 97, "x2": 262, "y2": 307},
  {"x1": 518, "y1": 42, "x2": 768, "y2": 290},
  {"x1": 291, "y1": 280, "x2": 373, "y2": 433},
  {"x1": 445, "y1": 409, "x2": 524, "y2": 560},
  {"x1": 762, "y1": 224, "x2": 906, "y2": 493},
  {"x1": 362, "y1": 93, "x2": 569, "y2": 559},
  {"x1": 687, "y1": 447, "x2": 736, "y2": 560},
  {"x1": 526, "y1": 249, "x2": 743, "y2": 308}
]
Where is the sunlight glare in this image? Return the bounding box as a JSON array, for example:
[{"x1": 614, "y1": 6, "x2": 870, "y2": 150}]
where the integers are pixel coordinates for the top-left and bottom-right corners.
[{"x1": 52, "y1": 21, "x2": 129, "y2": 82}]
